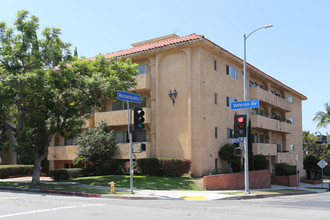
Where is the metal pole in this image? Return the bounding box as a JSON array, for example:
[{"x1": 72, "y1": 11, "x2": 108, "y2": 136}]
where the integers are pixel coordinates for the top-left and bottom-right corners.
[
  {"x1": 242, "y1": 24, "x2": 272, "y2": 194},
  {"x1": 243, "y1": 34, "x2": 249, "y2": 194},
  {"x1": 128, "y1": 101, "x2": 134, "y2": 194},
  {"x1": 296, "y1": 155, "x2": 299, "y2": 189}
]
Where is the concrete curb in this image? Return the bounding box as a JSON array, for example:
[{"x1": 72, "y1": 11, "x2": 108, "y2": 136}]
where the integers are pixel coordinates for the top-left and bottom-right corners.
[
  {"x1": 221, "y1": 191, "x2": 318, "y2": 200},
  {"x1": 0, "y1": 186, "x2": 159, "y2": 200}
]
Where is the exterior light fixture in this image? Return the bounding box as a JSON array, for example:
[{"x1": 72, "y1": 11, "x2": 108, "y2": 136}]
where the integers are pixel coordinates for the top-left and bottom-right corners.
[{"x1": 168, "y1": 89, "x2": 177, "y2": 105}]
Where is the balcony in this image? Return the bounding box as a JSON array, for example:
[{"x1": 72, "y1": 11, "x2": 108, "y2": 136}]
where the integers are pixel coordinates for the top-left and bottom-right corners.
[
  {"x1": 249, "y1": 87, "x2": 291, "y2": 112},
  {"x1": 113, "y1": 142, "x2": 152, "y2": 159},
  {"x1": 252, "y1": 143, "x2": 277, "y2": 156},
  {"x1": 94, "y1": 107, "x2": 151, "y2": 127},
  {"x1": 250, "y1": 115, "x2": 292, "y2": 133},
  {"x1": 48, "y1": 145, "x2": 79, "y2": 161},
  {"x1": 132, "y1": 73, "x2": 151, "y2": 92},
  {"x1": 273, "y1": 151, "x2": 295, "y2": 164}
]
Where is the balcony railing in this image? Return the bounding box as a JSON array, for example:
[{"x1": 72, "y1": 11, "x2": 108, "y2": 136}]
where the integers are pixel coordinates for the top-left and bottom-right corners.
[
  {"x1": 112, "y1": 142, "x2": 152, "y2": 159},
  {"x1": 250, "y1": 114, "x2": 292, "y2": 133},
  {"x1": 130, "y1": 73, "x2": 151, "y2": 92},
  {"x1": 94, "y1": 107, "x2": 151, "y2": 127},
  {"x1": 48, "y1": 145, "x2": 79, "y2": 161},
  {"x1": 252, "y1": 143, "x2": 277, "y2": 156},
  {"x1": 249, "y1": 87, "x2": 291, "y2": 112}
]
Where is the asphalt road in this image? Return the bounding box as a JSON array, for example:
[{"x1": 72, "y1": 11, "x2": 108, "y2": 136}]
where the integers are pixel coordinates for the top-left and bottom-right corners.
[{"x1": 0, "y1": 190, "x2": 329, "y2": 220}]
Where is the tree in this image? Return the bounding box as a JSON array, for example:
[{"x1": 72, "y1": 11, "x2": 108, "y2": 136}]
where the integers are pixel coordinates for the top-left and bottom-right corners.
[
  {"x1": 73, "y1": 121, "x2": 117, "y2": 165},
  {"x1": 0, "y1": 11, "x2": 137, "y2": 184},
  {"x1": 303, "y1": 131, "x2": 329, "y2": 162},
  {"x1": 313, "y1": 102, "x2": 330, "y2": 129}
]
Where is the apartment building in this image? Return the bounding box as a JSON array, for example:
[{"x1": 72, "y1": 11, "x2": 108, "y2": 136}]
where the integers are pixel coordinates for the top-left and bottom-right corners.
[{"x1": 48, "y1": 34, "x2": 307, "y2": 177}]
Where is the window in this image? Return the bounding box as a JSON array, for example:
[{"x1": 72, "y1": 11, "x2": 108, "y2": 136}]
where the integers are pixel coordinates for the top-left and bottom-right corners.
[
  {"x1": 214, "y1": 60, "x2": 217, "y2": 71},
  {"x1": 290, "y1": 145, "x2": 295, "y2": 152},
  {"x1": 215, "y1": 127, "x2": 218, "y2": 138},
  {"x1": 134, "y1": 130, "x2": 147, "y2": 142},
  {"x1": 137, "y1": 64, "x2": 146, "y2": 74},
  {"x1": 255, "y1": 82, "x2": 264, "y2": 89},
  {"x1": 64, "y1": 136, "x2": 77, "y2": 146},
  {"x1": 250, "y1": 108, "x2": 264, "y2": 116},
  {"x1": 289, "y1": 117, "x2": 294, "y2": 124},
  {"x1": 249, "y1": 80, "x2": 255, "y2": 87},
  {"x1": 251, "y1": 133, "x2": 265, "y2": 143},
  {"x1": 226, "y1": 64, "x2": 237, "y2": 79},
  {"x1": 112, "y1": 100, "x2": 128, "y2": 111},
  {"x1": 226, "y1": 97, "x2": 237, "y2": 107},
  {"x1": 114, "y1": 130, "x2": 146, "y2": 143},
  {"x1": 214, "y1": 93, "x2": 218, "y2": 104},
  {"x1": 227, "y1": 128, "x2": 234, "y2": 138},
  {"x1": 112, "y1": 96, "x2": 146, "y2": 111},
  {"x1": 115, "y1": 131, "x2": 128, "y2": 143},
  {"x1": 288, "y1": 96, "x2": 294, "y2": 104}
]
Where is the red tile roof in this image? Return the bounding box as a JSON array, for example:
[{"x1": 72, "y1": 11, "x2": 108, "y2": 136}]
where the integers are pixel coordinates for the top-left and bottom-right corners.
[
  {"x1": 103, "y1": 33, "x2": 204, "y2": 58},
  {"x1": 92, "y1": 33, "x2": 306, "y2": 100}
]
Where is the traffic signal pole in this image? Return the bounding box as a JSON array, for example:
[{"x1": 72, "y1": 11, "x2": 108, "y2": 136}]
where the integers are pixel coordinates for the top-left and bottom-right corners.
[{"x1": 128, "y1": 101, "x2": 134, "y2": 194}]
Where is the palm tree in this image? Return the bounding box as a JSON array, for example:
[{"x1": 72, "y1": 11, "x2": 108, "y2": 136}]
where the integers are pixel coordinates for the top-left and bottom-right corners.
[{"x1": 313, "y1": 102, "x2": 330, "y2": 129}]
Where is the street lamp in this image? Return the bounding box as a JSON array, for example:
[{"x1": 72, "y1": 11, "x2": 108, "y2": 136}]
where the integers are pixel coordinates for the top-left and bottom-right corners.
[{"x1": 243, "y1": 24, "x2": 273, "y2": 194}]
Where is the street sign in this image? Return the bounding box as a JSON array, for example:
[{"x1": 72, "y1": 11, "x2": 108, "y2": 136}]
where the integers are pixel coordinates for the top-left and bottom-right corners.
[
  {"x1": 317, "y1": 159, "x2": 328, "y2": 169},
  {"x1": 317, "y1": 159, "x2": 328, "y2": 188},
  {"x1": 117, "y1": 91, "x2": 140, "y2": 103},
  {"x1": 231, "y1": 99, "x2": 259, "y2": 110},
  {"x1": 230, "y1": 138, "x2": 244, "y2": 143}
]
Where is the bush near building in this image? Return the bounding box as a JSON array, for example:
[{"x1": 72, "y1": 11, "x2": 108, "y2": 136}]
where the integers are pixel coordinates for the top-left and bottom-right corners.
[
  {"x1": 0, "y1": 165, "x2": 34, "y2": 179},
  {"x1": 49, "y1": 158, "x2": 192, "y2": 180}
]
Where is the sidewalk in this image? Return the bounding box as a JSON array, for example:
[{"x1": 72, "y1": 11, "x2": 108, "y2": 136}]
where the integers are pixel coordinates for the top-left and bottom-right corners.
[{"x1": 0, "y1": 176, "x2": 329, "y2": 200}]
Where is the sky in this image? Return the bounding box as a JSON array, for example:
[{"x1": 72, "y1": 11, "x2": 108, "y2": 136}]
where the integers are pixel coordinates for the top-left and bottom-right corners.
[{"x1": 0, "y1": 0, "x2": 329, "y2": 135}]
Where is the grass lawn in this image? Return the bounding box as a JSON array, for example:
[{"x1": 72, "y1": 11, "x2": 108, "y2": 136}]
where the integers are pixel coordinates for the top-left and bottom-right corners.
[
  {"x1": 0, "y1": 181, "x2": 127, "y2": 195},
  {"x1": 69, "y1": 175, "x2": 204, "y2": 191},
  {"x1": 219, "y1": 189, "x2": 310, "y2": 195}
]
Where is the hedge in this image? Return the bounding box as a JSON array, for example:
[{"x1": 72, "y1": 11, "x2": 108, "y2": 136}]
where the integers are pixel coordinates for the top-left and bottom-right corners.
[
  {"x1": 0, "y1": 165, "x2": 34, "y2": 179},
  {"x1": 49, "y1": 168, "x2": 83, "y2": 181},
  {"x1": 136, "y1": 158, "x2": 162, "y2": 176},
  {"x1": 160, "y1": 159, "x2": 192, "y2": 177},
  {"x1": 274, "y1": 164, "x2": 296, "y2": 176}
]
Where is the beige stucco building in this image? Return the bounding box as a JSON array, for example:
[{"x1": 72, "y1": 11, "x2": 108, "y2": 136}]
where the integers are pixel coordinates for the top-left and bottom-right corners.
[{"x1": 48, "y1": 34, "x2": 307, "y2": 177}]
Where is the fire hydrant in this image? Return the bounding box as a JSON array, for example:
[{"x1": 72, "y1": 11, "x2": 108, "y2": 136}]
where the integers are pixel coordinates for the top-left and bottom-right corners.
[{"x1": 109, "y1": 181, "x2": 115, "y2": 194}]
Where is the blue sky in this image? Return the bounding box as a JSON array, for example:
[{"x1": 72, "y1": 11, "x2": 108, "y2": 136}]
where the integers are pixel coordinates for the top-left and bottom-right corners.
[{"x1": 1, "y1": 0, "x2": 329, "y2": 135}]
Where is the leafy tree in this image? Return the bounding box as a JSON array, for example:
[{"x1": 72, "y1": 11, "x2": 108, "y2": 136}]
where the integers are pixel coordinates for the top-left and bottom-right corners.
[
  {"x1": 0, "y1": 10, "x2": 137, "y2": 184},
  {"x1": 73, "y1": 121, "x2": 117, "y2": 165},
  {"x1": 313, "y1": 102, "x2": 330, "y2": 129},
  {"x1": 303, "y1": 131, "x2": 329, "y2": 162},
  {"x1": 218, "y1": 143, "x2": 241, "y2": 172},
  {"x1": 303, "y1": 154, "x2": 321, "y2": 180}
]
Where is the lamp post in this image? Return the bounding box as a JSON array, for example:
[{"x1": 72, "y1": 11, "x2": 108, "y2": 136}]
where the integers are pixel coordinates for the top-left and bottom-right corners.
[{"x1": 243, "y1": 24, "x2": 273, "y2": 194}]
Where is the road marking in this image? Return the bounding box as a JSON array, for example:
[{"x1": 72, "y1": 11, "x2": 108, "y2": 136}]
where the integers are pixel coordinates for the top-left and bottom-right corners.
[
  {"x1": 180, "y1": 196, "x2": 207, "y2": 200},
  {"x1": 0, "y1": 204, "x2": 103, "y2": 218}
]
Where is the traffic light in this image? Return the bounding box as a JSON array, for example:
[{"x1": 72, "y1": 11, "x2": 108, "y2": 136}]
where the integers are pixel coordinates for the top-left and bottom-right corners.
[
  {"x1": 134, "y1": 107, "x2": 145, "y2": 131},
  {"x1": 234, "y1": 114, "x2": 247, "y2": 137}
]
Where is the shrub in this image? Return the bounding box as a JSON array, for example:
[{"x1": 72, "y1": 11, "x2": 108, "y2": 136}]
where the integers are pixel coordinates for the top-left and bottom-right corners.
[
  {"x1": 49, "y1": 168, "x2": 83, "y2": 181},
  {"x1": 0, "y1": 165, "x2": 33, "y2": 179},
  {"x1": 253, "y1": 154, "x2": 269, "y2": 170},
  {"x1": 94, "y1": 159, "x2": 123, "y2": 176},
  {"x1": 275, "y1": 164, "x2": 296, "y2": 176},
  {"x1": 136, "y1": 158, "x2": 162, "y2": 176},
  {"x1": 304, "y1": 154, "x2": 321, "y2": 180},
  {"x1": 160, "y1": 159, "x2": 192, "y2": 177},
  {"x1": 218, "y1": 144, "x2": 241, "y2": 172}
]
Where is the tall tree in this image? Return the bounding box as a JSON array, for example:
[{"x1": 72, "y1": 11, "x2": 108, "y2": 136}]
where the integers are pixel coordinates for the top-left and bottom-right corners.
[
  {"x1": 0, "y1": 10, "x2": 137, "y2": 184},
  {"x1": 313, "y1": 102, "x2": 330, "y2": 129}
]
